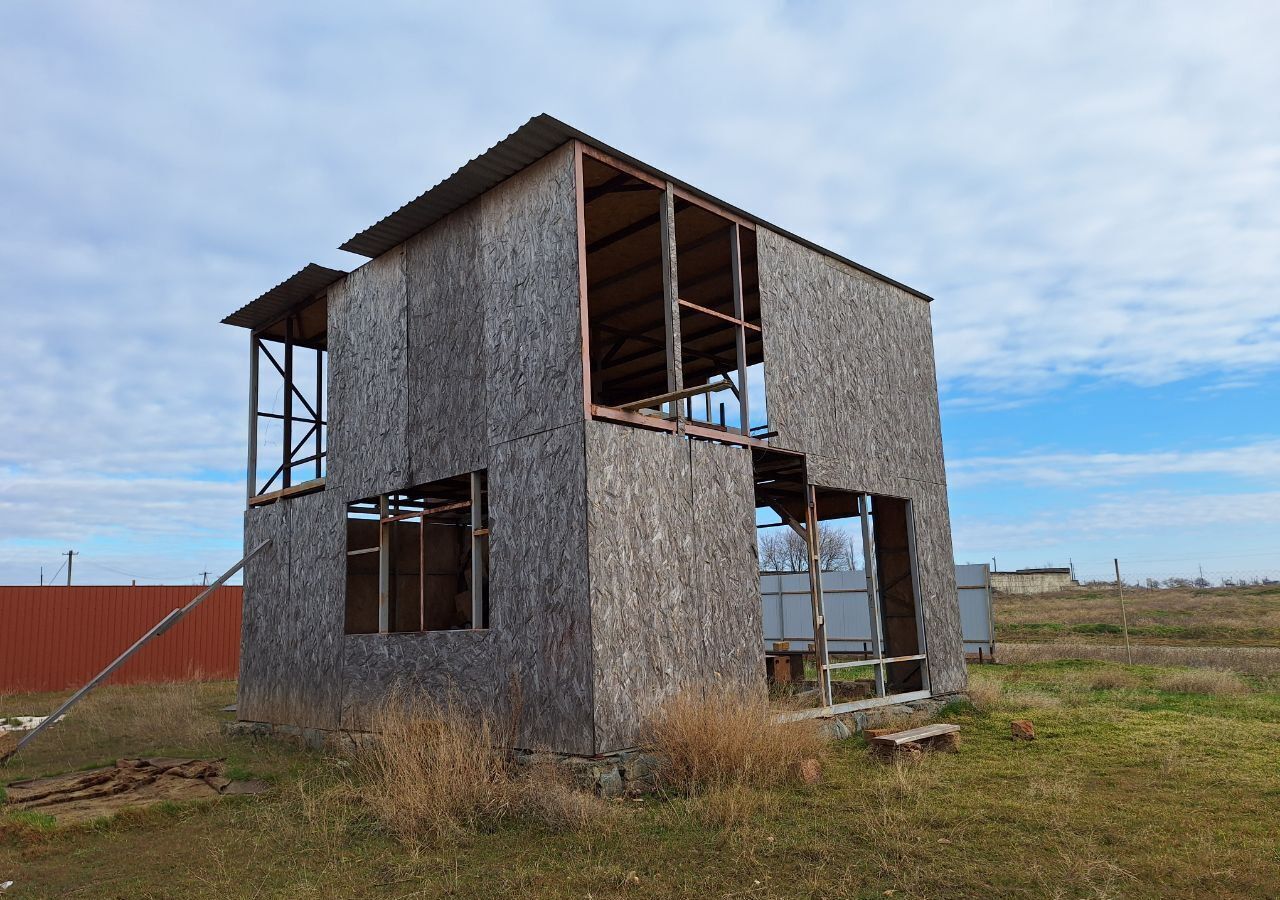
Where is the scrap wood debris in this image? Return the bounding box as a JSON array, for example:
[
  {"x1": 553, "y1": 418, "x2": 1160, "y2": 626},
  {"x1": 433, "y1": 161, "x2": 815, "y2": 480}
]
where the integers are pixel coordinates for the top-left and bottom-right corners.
[{"x1": 4, "y1": 757, "x2": 268, "y2": 825}]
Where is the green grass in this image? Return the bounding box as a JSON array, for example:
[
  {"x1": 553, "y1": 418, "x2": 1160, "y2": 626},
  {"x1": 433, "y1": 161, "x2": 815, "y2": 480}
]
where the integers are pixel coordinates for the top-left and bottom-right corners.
[{"x1": 3, "y1": 665, "x2": 1279, "y2": 897}]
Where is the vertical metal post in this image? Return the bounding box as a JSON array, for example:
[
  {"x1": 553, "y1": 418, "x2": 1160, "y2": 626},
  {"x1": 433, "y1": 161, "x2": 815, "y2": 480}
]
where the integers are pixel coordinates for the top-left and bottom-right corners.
[
  {"x1": 378, "y1": 496, "x2": 390, "y2": 634},
  {"x1": 859, "y1": 494, "x2": 886, "y2": 697},
  {"x1": 658, "y1": 183, "x2": 683, "y2": 419},
  {"x1": 283, "y1": 318, "x2": 294, "y2": 490},
  {"x1": 418, "y1": 513, "x2": 425, "y2": 633},
  {"x1": 729, "y1": 224, "x2": 750, "y2": 435},
  {"x1": 247, "y1": 336, "x2": 259, "y2": 501},
  {"x1": 471, "y1": 471, "x2": 484, "y2": 629},
  {"x1": 1115, "y1": 558, "x2": 1133, "y2": 664},
  {"x1": 315, "y1": 347, "x2": 323, "y2": 480},
  {"x1": 804, "y1": 484, "x2": 832, "y2": 708},
  {"x1": 65, "y1": 550, "x2": 75, "y2": 586},
  {"x1": 903, "y1": 500, "x2": 931, "y2": 694}
]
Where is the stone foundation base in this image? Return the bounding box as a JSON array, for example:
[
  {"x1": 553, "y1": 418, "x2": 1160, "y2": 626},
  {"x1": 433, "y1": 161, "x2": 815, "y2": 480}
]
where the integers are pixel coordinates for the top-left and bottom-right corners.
[
  {"x1": 220, "y1": 720, "x2": 658, "y2": 798},
  {"x1": 222, "y1": 693, "x2": 968, "y2": 798}
]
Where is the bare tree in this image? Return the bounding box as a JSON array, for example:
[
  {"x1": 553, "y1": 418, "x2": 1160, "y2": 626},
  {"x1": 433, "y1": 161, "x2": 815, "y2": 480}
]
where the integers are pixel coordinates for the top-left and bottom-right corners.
[{"x1": 758, "y1": 526, "x2": 854, "y2": 573}]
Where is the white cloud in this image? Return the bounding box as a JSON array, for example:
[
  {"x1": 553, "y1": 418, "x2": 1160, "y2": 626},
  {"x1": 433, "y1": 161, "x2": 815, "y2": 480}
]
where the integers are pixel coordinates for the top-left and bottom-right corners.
[{"x1": 948, "y1": 440, "x2": 1280, "y2": 489}]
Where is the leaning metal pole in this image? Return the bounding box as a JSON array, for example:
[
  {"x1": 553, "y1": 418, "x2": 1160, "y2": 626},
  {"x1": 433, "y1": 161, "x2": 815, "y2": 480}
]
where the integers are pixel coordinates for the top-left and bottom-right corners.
[{"x1": 0, "y1": 540, "x2": 271, "y2": 765}]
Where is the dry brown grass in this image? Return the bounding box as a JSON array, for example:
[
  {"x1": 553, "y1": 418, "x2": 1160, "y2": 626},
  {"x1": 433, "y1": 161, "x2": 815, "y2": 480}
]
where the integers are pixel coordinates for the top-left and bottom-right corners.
[
  {"x1": 1155, "y1": 669, "x2": 1250, "y2": 696},
  {"x1": 358, "y1": 688, "x2": 608, "y2": 846},
  {"x1": 1000, "y1": 641, "x2": 1280, "y2": 676},
  {"x1": 643, "y1": 689, "x2": 826, "y2": 796},
  {"x1": 995, "y1": 583, "x2": 1280, "y2": 645},
  {"x1": 1083, "y1": 669, "x2": 1142, "y2": 691},
  {"x1": 0, "y1": 680, "x2": 231, "y2": 776},
  {"x1": 965, "y1": 672, "x2": 1005, "y2": 710}
]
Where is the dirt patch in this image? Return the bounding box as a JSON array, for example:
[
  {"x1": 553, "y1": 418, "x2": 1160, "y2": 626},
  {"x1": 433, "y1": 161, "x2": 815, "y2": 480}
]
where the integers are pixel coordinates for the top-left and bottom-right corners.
[{"x1": 4, "y1": 757, "x2": 268, "y2": 825}]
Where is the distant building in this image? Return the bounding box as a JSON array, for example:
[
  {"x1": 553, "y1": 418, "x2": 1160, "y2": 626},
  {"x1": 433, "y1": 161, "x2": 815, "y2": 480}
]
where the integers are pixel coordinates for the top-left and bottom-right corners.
[{"x1": 989, "y1": 567, "x2": 1077, "y2": 595}]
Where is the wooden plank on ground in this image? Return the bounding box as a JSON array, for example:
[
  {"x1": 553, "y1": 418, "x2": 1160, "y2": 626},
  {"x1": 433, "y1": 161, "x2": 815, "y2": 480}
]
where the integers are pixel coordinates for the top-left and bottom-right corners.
[{"x1": 870, "y1": 723, "x2": 960, "y2": 747}]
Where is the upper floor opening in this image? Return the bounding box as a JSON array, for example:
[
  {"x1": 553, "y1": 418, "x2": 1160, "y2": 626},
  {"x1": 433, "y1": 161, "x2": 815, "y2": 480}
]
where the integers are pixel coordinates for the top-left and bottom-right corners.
[{"x1": 578, "y1": 148, "x2": 771, "y2": 446}]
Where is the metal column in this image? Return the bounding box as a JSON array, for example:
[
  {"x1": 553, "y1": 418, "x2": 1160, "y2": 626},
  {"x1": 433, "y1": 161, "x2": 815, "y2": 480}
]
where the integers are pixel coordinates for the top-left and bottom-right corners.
[
  {"x1": 805, "y1": 484, "x2": 833, "y2": 707},
  {"x1": 729, "y1": 224, "x2": 750, "y2": 435},
  {"x1": 859, "y1": 493, "x2": 886, "y2": 697}
]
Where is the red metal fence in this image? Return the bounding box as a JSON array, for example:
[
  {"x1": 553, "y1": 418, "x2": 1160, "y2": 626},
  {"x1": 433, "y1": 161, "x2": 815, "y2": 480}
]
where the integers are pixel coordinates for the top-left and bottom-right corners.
[{"x1": 0, "y1": 585, "x2": 242, "y2": 693}]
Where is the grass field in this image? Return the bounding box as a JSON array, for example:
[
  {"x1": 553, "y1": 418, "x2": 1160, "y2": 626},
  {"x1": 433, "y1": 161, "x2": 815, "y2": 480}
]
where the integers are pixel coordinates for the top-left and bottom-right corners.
[
  {"x1": 3, "y1": 661, "x2": 1279, "y2": 899},
  {"x1": 994, "y1": 583, "x2": 1280, "y2": 647}
]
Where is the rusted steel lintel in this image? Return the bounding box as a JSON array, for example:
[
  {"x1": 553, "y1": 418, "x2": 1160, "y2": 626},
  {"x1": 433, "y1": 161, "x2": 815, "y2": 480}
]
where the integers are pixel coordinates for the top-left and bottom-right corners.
[{"x1": 590, "y1": 405, "x2": 772, "y2": 448}]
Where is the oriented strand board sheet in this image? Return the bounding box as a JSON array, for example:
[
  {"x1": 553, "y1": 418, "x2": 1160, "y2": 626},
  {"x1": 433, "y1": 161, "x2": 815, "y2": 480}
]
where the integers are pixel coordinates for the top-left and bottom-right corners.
[
  {"x1": 757, "y1": 227, "x2": 946, "y2": 487},
  {"x1": 481, "y1": 143, "x2": 584, "y2": 446},
  {"x1": 688, "y1": 439, "x2": 765, "y2": 690},
  {"x1": 405, "y1": 201, "x2": 488, "y2": 485},
  {"x1": 585, "y1": 421, "x2": 763, "y2": 753},
  {"x1": 487, "y1": 421, "x2": 594, "y2": 753},
  {"x1": 326, "y1": 250, "x2": 409, "y2": 501},
  {"x1": 238, "y1": 492, "x2": 346, "y2": 729}
]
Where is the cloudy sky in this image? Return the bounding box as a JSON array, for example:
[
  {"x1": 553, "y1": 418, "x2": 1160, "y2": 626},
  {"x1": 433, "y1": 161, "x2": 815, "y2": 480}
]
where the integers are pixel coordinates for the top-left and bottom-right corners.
[{"x1": 1, "y1": 1, "x2": 1277, "y2": 586}]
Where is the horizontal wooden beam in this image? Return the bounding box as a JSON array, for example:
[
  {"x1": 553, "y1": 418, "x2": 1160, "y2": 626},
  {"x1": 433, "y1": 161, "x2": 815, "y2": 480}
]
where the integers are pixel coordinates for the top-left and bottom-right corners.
[{"x1": 249, "y1": 477, "x2": 326, "y2": 507}]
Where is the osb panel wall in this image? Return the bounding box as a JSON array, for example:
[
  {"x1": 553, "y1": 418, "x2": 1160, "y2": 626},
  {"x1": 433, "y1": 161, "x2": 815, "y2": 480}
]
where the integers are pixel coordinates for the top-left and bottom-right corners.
[
  {"x1": 481, "y1": 143, "x2": 583, "y2": 447},
  {"x1": 327, "y1": 249, "x2": 409, "y2": 501},
  {"x1": 688, "y1": 440, "x2": 765, "y2": 689},
  {"x1": 238, "y1": 503, "x2": 286, "y2": 725},
  {"x1": 341, "y1": 421, "x2": 595, "y2": 754},
  {"x1": 238, "y1": 491, "x2": 347, "y2": 730},
  {"x1": 758, "y1": 227, "x2": 964, "y2": 695},
  {"x1": 488, "y1": 421, "x2": 594, "y2": 753},
  {"x1": 405, "y1": 202, "x2": 488, "y2": 486},
  {"x1": 758, "y1": 227, "x2": 945, "y2": 487},
  {"x1": 341, "y1": 630, "x2": 495, "y2": 732},
  {"x1": 585, "y1": 422, "x2": 763, "y2": 753}
]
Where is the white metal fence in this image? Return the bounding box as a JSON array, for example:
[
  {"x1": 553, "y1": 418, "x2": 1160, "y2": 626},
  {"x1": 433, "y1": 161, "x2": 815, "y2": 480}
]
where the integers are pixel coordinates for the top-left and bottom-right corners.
[{"x1": 760, "y1": 563, "x2": 995, "y2": 659}]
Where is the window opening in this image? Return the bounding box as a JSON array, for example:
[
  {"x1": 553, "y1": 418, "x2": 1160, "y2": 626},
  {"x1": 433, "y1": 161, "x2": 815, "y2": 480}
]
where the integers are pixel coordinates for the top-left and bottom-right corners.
[
  {"x1": 580, "y1": 151, "x2": 768, "y2": 441},
  {"x1": 754, "y1": 448, "x2": 929, "y2": 713},
  {"x1": 344, "y1": 470, "x2": 489, "y2": 635},
  {"x1": 248, "y1": 296, "x2": 328, "y2": 503}
]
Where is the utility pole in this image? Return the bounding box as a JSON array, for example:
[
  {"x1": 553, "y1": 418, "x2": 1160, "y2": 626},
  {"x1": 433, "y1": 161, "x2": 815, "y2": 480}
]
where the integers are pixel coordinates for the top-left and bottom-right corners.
[
  {"x1": 1114, "y1": 558, "x2": 1132, "y2": 665},
  {"x1": 200, "y1": 571, "x2": 210, "y2": 586},
  {"x1": 991, "y1": 557, "x2": 998, "y2": 572},
  {"x1": 65, "y1": 550, "x2": 78, "y2": 586},
  {"x1": 40, "y1": 565, "x2": 43, "y2": 586}
]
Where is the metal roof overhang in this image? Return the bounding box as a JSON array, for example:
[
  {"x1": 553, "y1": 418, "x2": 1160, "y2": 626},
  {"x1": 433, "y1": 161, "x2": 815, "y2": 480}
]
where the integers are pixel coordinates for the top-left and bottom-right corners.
[
  {"x1": 221, "y1": 263, "x2": 347, "y2": 333},
  {"x1": 338, "y1": 114, "x2": 933, "y2": 303}
]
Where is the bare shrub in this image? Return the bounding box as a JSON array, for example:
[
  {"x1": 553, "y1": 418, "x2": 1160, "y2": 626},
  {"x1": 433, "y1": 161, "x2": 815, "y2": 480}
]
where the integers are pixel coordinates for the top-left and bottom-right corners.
[
  {"x1": 1156, "y1": 669, "x2": 1249, "y2": 696},
  {"x1": 643, "y1": 689, "x2": 826, "y2": 796},
  {"x1": 359, "y1": 688, "x2": 608, "y2": 845}
]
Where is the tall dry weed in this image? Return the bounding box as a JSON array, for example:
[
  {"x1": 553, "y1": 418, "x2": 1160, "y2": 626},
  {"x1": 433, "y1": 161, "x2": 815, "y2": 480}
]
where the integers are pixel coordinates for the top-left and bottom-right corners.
[
  {"x1": 965, "y1": 672, "x2": 1005, "y2": 710},
  {"x1": 1156, "y1": 669, "x2": 1249, "y2": 696},
  {"x1": 358, "y1": 688, "x2": 607, "y2": 845},
  {"x1": 643, "y1": 689, "x2": 826, "y2": 796}
]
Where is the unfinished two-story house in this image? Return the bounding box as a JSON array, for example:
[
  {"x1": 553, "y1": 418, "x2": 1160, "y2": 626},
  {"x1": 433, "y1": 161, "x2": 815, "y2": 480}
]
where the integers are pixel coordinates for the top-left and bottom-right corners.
[{"x1": 221, "y1": 115, "x2": 964, "y2": 756}]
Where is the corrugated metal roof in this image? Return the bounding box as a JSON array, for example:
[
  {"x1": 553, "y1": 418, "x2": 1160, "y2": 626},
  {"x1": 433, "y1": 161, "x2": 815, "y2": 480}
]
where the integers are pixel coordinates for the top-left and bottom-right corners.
[
  {"x1": 339, "y1": 114, "x2": 932, "y2": 302},
  {"x1": 221, "y1": 263, "x2": 347, "y2": 331}
]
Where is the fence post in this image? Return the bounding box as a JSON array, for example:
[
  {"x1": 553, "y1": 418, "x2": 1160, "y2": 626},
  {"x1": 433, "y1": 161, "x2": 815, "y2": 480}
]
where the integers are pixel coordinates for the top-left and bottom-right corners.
[{"x1": 1114, "y1": 558, "x2": 1133, "y2": 665}]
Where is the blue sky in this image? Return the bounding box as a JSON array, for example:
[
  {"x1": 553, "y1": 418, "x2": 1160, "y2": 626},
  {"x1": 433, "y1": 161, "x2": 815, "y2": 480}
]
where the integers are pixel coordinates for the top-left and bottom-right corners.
[{"x1": 1, "y1": 2, "x2": 1277, "y2": 586}]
